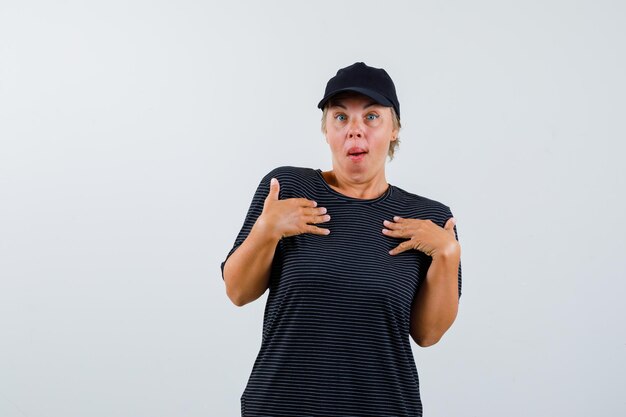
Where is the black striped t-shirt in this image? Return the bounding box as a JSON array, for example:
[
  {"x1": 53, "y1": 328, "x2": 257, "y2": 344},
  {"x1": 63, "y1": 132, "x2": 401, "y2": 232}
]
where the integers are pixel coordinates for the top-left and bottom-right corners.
[{"x1": 221, "y1": 165, "x2": 462, "y2": 417}]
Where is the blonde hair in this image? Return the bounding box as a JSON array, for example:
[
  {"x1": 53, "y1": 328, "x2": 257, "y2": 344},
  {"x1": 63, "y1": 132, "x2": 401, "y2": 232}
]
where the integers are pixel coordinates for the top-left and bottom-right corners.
[{"x1": 320, "y1": 91, "x2": 402, "y2": 161}]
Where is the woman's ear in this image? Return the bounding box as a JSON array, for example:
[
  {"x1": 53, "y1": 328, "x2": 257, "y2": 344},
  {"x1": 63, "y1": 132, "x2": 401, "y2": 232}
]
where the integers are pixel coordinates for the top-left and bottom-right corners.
[
  {"x1": 390, "y1": 109, "x2": 399, "y2": 140},
  {"x1": 391, "y1": 128, "x2": 399, "y2": 141}
]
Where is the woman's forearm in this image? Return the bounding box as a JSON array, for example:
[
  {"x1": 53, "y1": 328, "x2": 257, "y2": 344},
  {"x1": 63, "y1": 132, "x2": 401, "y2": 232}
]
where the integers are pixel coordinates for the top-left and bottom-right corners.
[
  {"x1": 409, "y1": 248, "x2": 460, "y2": 347},
  {"x1": 223, "y1": 217, "x2": 281, "y2": 306}
]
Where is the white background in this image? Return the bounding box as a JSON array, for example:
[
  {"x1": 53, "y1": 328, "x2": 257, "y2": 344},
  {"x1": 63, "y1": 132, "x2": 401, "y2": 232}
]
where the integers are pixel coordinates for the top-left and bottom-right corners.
[{"x1": 1, "y1": 1, "x2": 625, "y2": 416}]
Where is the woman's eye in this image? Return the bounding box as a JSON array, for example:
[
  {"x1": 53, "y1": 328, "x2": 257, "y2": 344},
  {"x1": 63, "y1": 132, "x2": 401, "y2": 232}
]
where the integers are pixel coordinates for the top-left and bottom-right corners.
[
  {"x1": 335, "y1": 114, "x2": 347, "y2": 121},
  {"x1": 366, "y1": 113, "x2": 379, "y2": 121}
]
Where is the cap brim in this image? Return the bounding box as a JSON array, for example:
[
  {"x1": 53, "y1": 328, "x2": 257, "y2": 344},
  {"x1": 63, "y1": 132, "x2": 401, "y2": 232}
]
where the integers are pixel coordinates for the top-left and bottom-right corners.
[{"x1": 317, "y1": 87, "x2": 394, "y2": 110}]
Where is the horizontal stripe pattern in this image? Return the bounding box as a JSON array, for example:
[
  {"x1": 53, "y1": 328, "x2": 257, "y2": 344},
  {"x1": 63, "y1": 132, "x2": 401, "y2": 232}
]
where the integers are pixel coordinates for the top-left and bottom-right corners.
[{"x1": 221, "y1": 166, "x2": 462, "y2": 416}]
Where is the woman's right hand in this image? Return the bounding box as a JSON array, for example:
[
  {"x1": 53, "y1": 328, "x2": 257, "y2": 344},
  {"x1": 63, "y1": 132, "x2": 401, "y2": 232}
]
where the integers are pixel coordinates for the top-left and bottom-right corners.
[{"x1": 257, "y1": 177, "x2": 331, "y2": 240}]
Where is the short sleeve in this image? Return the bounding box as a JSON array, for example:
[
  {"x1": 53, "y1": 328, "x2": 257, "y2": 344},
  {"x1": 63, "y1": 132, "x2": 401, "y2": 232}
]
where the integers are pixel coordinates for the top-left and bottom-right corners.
[
  {"x1": 445, "y1": 206, "x2": 463, "y2": 301},
  {"x1": 220, "y1": 168, "x2": 278, "y2": 280}
]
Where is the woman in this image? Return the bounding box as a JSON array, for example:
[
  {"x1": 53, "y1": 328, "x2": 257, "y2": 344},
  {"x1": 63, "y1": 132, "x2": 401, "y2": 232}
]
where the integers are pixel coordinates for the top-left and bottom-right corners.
[{"x1": 221, "y1": 62, "x2": 462, "y2": 417}]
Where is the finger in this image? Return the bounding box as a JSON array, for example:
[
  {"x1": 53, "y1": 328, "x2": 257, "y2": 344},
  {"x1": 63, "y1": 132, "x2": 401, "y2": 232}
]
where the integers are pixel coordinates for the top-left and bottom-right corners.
[
  {"x1": 302, "y1": 205, "x2": 328, "y2": 219},
  {"x1": 307, "y1": 225, "x2": 331, "y2": 235},
  {"x1": 306, "y1": 206, "x2": 327, "y2": 216},
  {"x1": 308, "y1": 212, "x2": 331, "y2": 224},
  {"x1": 444, "y1": 217, "x2": 456, "y2": 231},
  {"x1": 382, "y1": 219, "x2": 406, "y2": 237},
  {"x1": 388, "y1": 242, "x2": 408, "y2": 255},
  {"x1": 298, "y1": 198, "x2": 317, "y2": 207},
  {"x1": 267, "y1": 178, "x2": 280, "y2": 201},
  {"x1": 383, "y1": 219, "x2": 401, "y2": 229},
  {"x1": 382, "y1": 226, "x2": 402, "y2": 237}
]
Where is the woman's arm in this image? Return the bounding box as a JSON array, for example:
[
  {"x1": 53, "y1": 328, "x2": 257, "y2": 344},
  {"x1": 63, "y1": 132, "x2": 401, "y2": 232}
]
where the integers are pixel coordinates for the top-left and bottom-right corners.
[
  {"x1": 222, "y1": 175, "x2": 329, "y2": 306},
  {"x1": 409, "y1": 246, "x2": 460, "y2": 347},
  {"x1": 223, "y1": 216, "x2": 281, "y2": 307}
]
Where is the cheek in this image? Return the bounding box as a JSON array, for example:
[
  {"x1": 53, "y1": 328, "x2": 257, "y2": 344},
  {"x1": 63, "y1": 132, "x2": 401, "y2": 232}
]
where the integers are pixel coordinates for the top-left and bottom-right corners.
[
  {"x1": 329, "y1": 136, "x2": 344, "y2": 150},
  {"x1": 324, "y1": 131, "x2": 341, "y2": 147},
  {"x1": 328, "y1": 121, "x2": 346, "y2": 133},
  {"x1": 325, "y1": 125, "x2": 344, "y2": 141}
]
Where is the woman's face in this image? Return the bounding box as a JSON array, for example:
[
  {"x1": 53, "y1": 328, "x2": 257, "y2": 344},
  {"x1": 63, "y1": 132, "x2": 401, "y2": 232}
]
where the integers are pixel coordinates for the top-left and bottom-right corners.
[{"x1": 323, "y1": 93, "x2": 398, "y2": 178}]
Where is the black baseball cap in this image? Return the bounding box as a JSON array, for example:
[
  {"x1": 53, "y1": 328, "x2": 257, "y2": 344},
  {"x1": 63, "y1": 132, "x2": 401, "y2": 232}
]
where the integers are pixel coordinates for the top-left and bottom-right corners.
[{"x1": 317, "y1": 62, "x2": 400, "y2": 118}]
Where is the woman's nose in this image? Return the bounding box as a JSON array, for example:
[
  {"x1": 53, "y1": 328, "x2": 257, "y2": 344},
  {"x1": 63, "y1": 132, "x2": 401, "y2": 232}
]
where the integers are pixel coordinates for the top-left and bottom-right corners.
[{"x1": 348, "y1": 120, "x2": 364, "y2": 138}]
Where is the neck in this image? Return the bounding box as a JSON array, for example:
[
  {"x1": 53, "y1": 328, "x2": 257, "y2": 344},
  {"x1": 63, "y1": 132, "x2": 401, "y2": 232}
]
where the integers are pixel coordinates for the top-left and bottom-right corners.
[{"x1": 322, "y1": 169, "x2": 389, "y2": 200}]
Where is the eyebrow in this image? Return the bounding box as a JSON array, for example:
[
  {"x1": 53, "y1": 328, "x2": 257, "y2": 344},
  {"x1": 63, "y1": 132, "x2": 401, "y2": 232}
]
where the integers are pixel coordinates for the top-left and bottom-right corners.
[{"x1": 330, "y1": 99, "x2": 379, "y2": 110}]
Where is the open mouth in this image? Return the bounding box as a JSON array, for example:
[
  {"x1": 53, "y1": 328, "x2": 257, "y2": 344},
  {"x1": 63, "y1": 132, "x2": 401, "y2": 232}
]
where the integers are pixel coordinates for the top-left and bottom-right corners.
[
  {"x1": 348, "y1": 147, "x2": 368, "y2": 156},
  {"x1": 348, "y1": 152, "x2": 367, "y2": 161}
]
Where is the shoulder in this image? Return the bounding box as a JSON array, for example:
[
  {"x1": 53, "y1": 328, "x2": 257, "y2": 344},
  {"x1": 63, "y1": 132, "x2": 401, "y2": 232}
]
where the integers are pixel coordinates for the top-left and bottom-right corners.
[
  {"x1": 255, "y1": 166, "x2": 317, "y2": 200},
  {"x1": 392, "y1": 185, "x2": 454, "y2": 225},
  {"x1": 260, "y1": 165, "x2": 316, "y2": 182},
  {"x1": 392, "y1": 184, "x2": 450, "y2": 210}
]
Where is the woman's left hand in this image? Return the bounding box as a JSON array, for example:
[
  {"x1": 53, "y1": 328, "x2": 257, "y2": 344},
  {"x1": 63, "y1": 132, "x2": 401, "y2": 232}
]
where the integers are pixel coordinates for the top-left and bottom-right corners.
[{"x1": 383, "y1": 216, "x2": 459, "y2": 258}]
